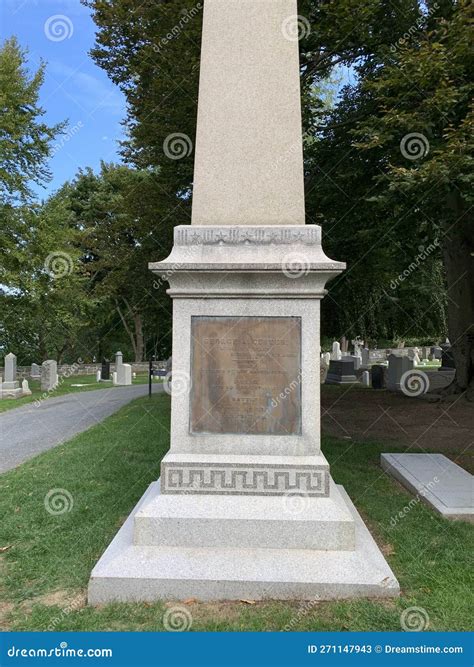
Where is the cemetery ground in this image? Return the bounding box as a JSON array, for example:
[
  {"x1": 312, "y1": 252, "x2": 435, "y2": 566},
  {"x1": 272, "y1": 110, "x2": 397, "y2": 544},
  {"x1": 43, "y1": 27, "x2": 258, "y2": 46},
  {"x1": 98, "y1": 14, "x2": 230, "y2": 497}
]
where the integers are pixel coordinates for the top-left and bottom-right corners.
[
  {"x1": 0, "y1": 373, "x2": 155, "y2": 414},
  {"x1": 0, "y1": 391, "x2": 472, "y2": 633}
]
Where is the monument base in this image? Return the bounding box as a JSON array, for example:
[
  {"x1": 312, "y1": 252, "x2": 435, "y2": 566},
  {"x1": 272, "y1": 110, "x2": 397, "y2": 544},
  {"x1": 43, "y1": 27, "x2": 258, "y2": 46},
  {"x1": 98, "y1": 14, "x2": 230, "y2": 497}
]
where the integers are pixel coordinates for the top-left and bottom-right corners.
[
  {"x1": 1, "y1": 382, "x2": 25, "y2": 399},
  {"x1": 88, "y1": 479, "x2": 399, "y2": 604}
]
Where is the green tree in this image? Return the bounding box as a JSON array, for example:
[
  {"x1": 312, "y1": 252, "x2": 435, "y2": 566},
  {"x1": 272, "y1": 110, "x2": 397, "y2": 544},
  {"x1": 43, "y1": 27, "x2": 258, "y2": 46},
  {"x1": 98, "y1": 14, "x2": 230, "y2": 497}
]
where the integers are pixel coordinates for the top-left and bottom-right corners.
[{"x1": 351, "y1": 0, "x2": 473, "y2": 396}]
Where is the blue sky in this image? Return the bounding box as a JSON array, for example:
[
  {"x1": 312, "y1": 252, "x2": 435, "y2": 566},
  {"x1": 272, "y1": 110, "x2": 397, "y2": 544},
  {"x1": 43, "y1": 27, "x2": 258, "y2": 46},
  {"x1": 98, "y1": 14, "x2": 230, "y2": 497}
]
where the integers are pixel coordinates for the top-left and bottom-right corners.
[{"x1": 1, "y1": 0, "x2": 126, "y2": 199}]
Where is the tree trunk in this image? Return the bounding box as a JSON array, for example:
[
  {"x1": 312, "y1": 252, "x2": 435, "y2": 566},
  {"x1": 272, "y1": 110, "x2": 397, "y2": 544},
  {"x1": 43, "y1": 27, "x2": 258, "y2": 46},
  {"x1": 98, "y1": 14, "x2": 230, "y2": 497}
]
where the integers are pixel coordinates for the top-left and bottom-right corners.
[
  {"x1": 133, "y1": 311, "x2": 144, "y2": 362},
  {"x1": 115, "y1": 298, "x2": 144, "y2": 362},
  {"x1": 440, "y1": 195, "x2": 474, "y2": 400}
]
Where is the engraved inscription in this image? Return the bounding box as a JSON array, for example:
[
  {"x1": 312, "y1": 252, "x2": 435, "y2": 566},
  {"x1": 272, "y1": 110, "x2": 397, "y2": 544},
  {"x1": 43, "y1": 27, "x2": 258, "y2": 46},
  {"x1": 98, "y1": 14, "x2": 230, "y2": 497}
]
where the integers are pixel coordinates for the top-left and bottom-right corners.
[{"x1": 190, "y1": 317, "x2": 301, "y2": 435}]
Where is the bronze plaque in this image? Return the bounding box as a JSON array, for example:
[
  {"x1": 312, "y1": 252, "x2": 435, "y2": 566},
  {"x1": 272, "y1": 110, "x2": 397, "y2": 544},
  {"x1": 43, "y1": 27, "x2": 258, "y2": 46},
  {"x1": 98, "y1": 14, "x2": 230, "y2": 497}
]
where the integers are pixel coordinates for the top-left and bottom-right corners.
[{"x1": 190, "y1": 316, "x2": 301, "y2": 435}]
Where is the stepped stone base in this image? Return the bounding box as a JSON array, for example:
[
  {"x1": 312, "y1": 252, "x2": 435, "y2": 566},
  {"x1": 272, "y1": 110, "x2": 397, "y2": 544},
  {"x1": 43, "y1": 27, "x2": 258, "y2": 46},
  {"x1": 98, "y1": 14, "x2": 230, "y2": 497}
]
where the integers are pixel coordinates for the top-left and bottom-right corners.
[{"x1": 88, "y1": 480, "x2": 399, "y2": 604}]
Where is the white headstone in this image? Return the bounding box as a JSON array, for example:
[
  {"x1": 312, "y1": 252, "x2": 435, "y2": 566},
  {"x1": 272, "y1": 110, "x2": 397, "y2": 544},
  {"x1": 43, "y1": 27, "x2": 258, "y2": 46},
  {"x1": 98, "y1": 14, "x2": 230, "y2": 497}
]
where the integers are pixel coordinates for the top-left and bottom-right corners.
[
  {"x1": 31, "y1": 362, "x2": 40, "y2": 377},
  {"x1": 96, "y1": 370, "x2": 101, "y2": 382},
  {"x1": 4, "y1": 352, "x2": 17, "y2": 384},
  {"x1": 3, "y1": 352, "x2": 20, "y2": 392},
  {"x1": 361, "y1": 370, "x2": 370, "y2": 387},
  {"x1": 41, "y1": 360, "x2": 58, "y2": 392},
  {"x1": 330, "y1": 341, "x2": 342, "y2": 361},
  {"x1": 112, "y1": 371, "x2": 117, "y2": 386},
  {"x1": 116, "y1": 363, "x2": 132, "y2": 386},
  {"x1": 21, "y1": 378, "x2": 32, "y2": 396},
  {"x1": 320, "y1": 352, "x2": 331, "y2": 368}
]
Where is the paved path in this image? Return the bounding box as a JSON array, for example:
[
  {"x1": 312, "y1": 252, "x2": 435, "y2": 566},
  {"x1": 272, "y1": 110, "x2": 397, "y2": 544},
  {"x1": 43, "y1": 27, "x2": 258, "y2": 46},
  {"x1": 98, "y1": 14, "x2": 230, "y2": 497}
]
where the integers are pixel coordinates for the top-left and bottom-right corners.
[{"x1": 0, "y1": 384, "x2": 163, "y2": 474}]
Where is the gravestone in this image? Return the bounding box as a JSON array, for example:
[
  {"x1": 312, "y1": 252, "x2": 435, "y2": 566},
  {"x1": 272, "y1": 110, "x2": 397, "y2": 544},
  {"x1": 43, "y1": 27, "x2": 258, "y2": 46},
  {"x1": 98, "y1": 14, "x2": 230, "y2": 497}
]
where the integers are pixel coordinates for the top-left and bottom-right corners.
[
  {"x1": 350, "y1": 354, "x2": 361, "y2": 371},
  {"x1": 361, "y1": 370, "x2": 370, "y2": 387},
  {"x1": 371, "y1": 365, "x2": 385, "y2": 389},
  {"x1": 96, "y1": 370, "x2": 101, "y2": 382},
  {"x1": 114, "y1": 351, "x2": 132, "y2": 386},
  {"x1": 101, "y1": 359, "x2": 110, "y2": 380},
  {"x1": 2, "y1": 352, "x2": 22, "y2": 398},
  {"x1": 41, "y1": 360, "x2": 58, "y2": 392},
  {"x1": 21, "y1": 378, "x2": 32, "y2": 396},
  {"x1": 330, "y1": 341, "x2": 342, "y2": 361},
  {"x1": 381, "y1": 454, "x2": 473, "y2": 522},
  {"x1": 361, "y1": 348, "x2": 370, "y2": 368},
  {"x1": 89, "y1": 0, "x2": 398, "y2": 604},
  {"x1": 31, "y1": 363, "x2": 40, "y2": 378},
  {"x1": 320, "y1": 352, "x2": 331, "y2": 368},
  {"x1": 439, "y1": 343, "x2": 455, "y2": 372},
  {"x1": 431, "y1": 345, "x2": 442, "y2": 360},
  {"x1": 326, "y1": 358, "x2": 358, "y2": 385},
  {"x1": 387, "y1": 354, "x2": 414, "y2": 392}
]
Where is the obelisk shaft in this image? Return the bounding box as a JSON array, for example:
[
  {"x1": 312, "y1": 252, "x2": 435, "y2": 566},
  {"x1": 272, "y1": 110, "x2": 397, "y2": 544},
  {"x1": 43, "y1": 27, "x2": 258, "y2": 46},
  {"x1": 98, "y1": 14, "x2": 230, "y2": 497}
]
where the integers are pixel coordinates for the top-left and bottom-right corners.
[{"x1": 191, "y1": 0, "x2": 305, "y2": 226}]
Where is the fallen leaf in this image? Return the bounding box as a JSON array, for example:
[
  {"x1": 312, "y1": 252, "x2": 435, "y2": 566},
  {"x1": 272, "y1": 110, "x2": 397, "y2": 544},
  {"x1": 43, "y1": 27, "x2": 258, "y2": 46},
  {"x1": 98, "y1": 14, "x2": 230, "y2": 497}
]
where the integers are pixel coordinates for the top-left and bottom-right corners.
[
  {"x1": 240, "y1": 599, "x2": 256, "y2": 605},
  {"x1": 0, "y1": 545, "x2": 12, "y2": 553}
]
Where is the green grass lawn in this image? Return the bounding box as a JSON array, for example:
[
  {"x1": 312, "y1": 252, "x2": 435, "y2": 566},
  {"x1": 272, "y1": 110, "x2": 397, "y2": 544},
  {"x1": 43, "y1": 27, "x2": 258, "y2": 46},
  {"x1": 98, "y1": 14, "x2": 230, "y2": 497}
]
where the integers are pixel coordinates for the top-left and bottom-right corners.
[
  {"x1": 0, "y1": 373, "x2": 159, "y2": 413},
  {"x1": 0, "y1": 392, "x2": 472, "y2": 632}
]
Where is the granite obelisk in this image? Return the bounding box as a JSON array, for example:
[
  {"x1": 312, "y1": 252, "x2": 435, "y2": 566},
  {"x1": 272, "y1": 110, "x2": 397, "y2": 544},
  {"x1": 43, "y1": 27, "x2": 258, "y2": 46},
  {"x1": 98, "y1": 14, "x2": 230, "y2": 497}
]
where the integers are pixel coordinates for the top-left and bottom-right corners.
[{"x1": 88, "y1": 0, "x2": 399, "y2": 603}]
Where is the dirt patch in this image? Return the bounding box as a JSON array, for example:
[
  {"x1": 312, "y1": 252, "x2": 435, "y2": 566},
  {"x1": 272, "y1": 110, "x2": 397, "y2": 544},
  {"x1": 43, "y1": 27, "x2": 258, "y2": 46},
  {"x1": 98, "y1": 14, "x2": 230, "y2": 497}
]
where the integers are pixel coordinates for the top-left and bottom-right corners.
[
  {"x1": 20, "y1": 590, "x2": 86, "y2": 614},
  {"x1": 322, "y1": 385, "x2": 474, "y2": 472}
]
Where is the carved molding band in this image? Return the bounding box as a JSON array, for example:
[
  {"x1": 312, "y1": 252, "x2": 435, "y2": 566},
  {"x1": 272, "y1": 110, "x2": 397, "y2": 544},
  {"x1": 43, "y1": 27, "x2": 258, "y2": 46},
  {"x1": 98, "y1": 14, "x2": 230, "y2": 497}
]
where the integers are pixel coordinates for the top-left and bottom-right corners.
[
  {"x1": 161, "y1": 463, "x2": 330, "y2": 497},
  {"x1": 174, "y1": 227, "x2": 321, "y2": 247}
]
